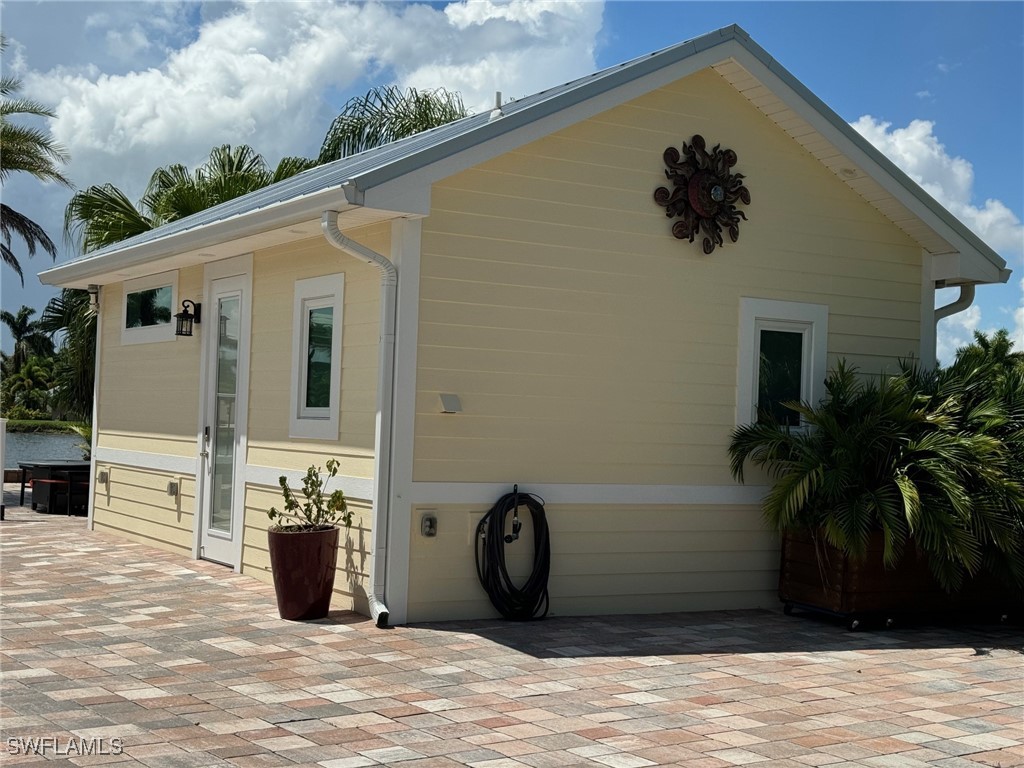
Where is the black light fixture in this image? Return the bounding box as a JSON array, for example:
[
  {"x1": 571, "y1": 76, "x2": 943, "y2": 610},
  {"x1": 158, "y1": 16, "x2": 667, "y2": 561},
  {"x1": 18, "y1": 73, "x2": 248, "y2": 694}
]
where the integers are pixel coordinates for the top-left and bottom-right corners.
[{"x1": 174, "y1": 300, "x2": 202, "y2": 337}]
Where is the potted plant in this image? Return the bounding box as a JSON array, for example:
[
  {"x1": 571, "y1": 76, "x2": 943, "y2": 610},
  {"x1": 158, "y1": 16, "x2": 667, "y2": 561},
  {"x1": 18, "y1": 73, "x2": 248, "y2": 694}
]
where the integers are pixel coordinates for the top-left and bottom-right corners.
[
  {"x1": 267, "y1": 459, "x2": 352, "y2": 620},
  {"x1": 728, "y1": 355, "x2": 1023, "y2": 628}
]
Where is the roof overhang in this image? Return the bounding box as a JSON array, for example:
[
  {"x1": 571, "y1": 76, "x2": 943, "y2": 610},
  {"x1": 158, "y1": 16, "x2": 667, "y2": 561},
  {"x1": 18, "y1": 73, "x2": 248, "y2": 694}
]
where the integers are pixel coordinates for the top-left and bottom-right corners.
[{"x1": 38, "y1": 187, "x2": 407, "y2": 289}]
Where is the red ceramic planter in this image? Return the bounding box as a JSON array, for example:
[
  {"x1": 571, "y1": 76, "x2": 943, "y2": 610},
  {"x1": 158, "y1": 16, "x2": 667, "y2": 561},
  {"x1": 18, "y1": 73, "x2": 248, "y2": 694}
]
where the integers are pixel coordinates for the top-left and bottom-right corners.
[{"x1": 267, "y1": 526, "x2": 339, "y2": 620}]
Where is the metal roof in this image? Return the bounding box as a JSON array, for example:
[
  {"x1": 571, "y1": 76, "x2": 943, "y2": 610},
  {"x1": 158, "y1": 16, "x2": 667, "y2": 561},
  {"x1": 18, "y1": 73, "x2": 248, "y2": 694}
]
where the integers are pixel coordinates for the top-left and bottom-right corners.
[{"x1": 42, "y1": 23, "x2": 1007, "y2": 285}]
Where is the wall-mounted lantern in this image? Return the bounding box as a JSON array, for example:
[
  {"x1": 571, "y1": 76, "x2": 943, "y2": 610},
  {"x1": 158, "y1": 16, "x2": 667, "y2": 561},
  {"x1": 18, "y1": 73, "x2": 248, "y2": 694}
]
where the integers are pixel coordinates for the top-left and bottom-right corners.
[{"x1": 174, "y1": 300, "x2": 202, "y2": 337}]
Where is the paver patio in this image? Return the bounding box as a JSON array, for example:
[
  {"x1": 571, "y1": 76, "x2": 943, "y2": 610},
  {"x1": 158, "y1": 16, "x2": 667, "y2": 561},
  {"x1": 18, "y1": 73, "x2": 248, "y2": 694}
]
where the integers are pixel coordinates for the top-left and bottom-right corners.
[{"x1": 1, "y1": 492, "x2": 1022, "y2": 767}]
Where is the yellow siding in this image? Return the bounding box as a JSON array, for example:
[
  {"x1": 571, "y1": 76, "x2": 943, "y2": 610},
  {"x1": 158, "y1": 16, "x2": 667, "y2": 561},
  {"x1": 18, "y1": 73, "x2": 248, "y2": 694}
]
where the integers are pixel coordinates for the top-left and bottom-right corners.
[
  {"x1": 407, "y1": 504, "x2": 778, "y2": 622},
  {"x1": 92, "y1": 223, "x2": 383, "y2": 602},
  {"x1": 245, "y1": 225, "x2": 385, "y2": 477},
  {"x1": 96, "y1": 267, "x2": 203, "y2": 457},
  {"x1": 91, "y1": 464, "x2": 195, "y2": 555},
  {"x1": 240, "y1": 222, "x2": 385, "y2": 614},
  {"x1": 415, "y1": 68, "x2": 922, "y2": 485}
]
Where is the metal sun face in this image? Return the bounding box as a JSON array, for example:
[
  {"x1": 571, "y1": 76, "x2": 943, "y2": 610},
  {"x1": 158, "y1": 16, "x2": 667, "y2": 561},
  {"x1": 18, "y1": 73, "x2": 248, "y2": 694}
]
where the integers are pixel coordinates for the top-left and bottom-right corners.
[{"x1": 653, "y1": 134, "x2": 751, "y2": 255}]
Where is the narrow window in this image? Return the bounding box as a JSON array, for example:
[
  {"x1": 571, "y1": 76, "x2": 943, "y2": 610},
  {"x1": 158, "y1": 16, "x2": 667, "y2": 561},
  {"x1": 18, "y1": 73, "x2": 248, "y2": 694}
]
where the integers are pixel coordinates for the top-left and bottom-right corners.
[
  {"x1": 756, "y1": 325, "x2": 807, "y2": 426},
  {"x1": 301, "y1": 302, "x2": 334, "y2": 414},
  {"x1": 737, "y1": 299, "x2": 828, "y2": 427},
  {"x1": 290, "y1": 274, "x2": 344, "y2": 440}
]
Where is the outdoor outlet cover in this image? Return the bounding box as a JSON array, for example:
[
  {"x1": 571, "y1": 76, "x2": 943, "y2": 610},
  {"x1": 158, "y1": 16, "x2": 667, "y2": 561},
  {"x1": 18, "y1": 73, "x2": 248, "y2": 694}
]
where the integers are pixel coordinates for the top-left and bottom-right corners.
[
  {"x1": 439, "y1": 393, "x2": 462, "y2": 413},
  {"x1": 167, "y1": 481, "x2": 179, "y2": 497},
  {"x1": 421, "y1": 514, "x2": 437, "y2": 537}
]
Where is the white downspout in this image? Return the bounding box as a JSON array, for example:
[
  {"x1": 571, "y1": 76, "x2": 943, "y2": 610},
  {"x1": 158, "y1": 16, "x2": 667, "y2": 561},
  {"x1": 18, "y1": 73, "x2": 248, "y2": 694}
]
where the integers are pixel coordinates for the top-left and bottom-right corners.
[
  {"x1": 321, "y1": 211, "x2": 395, "y2": 628},
  {"x1": 87, "y1": 285, "x2": 102, "y2": 531},
  {"x1": 935, "y1": 283, "x2": 976, "y2": 324}
]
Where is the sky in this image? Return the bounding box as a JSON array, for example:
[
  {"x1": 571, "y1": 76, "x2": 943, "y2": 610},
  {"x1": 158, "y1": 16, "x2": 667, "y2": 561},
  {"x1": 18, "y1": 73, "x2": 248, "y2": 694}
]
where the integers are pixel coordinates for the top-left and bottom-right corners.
[{"x1": 2, "y1": 0, "x2": 1022, "y2": 366}]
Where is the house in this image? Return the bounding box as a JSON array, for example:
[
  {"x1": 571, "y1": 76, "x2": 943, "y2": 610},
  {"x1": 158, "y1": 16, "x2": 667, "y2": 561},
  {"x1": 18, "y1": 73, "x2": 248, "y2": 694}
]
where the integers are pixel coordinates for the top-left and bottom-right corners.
[{"x1": 39, "y1": 25, "x2": 1010, "y2": 626}]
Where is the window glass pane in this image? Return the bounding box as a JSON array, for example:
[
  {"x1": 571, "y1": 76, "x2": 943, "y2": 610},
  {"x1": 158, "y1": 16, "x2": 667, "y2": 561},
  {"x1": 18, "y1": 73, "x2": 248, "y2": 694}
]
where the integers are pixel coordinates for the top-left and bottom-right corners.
[
  {"x1": 305, "y1": 306, "x2": 333, "y2": 409},
  {"x1": 211, "y1": 296, "x2": 240, "y2": 534},
  {"x1": 758, "y1": 329, "x2": 803, "y2": 426},
  {"x1": 126, "y1": 286, "x2": 172, "y2": 328}
]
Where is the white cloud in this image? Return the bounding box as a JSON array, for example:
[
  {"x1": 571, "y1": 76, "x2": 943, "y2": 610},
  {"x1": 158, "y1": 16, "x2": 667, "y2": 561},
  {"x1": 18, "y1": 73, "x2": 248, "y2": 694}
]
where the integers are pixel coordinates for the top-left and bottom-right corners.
[
  {"x1": 852, "y1": 116, "x2": 1024, "y2": 256},
  {"x1": 22, "y1": 0, "x2": 603, "y2": 201}
]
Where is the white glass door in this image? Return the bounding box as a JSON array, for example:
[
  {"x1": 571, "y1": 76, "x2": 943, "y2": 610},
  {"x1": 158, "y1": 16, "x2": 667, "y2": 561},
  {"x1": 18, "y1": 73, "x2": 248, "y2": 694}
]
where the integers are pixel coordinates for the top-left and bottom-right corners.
[{"x1": 199, "y1": 275, "x2": 247, "y2": 566}]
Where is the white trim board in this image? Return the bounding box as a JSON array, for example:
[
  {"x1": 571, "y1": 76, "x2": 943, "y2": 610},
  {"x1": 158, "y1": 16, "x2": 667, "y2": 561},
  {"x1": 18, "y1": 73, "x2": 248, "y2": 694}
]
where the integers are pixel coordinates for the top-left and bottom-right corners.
[
  {"x1": 93, "y1": 447, "x2": 197, "y2": 475},
  {"x1": 244, "y1": 464, "x2": 374, "y2": 502},
  {"x1": 407, "y1": 482, "x2": 768, "y2": 506}
]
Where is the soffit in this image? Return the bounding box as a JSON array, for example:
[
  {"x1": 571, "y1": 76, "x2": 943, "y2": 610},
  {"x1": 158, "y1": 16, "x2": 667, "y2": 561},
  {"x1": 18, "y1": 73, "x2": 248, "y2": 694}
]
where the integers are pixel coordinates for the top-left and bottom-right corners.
[{"x1": 713, "y1": 58, "x2": 957, "y2": 258}]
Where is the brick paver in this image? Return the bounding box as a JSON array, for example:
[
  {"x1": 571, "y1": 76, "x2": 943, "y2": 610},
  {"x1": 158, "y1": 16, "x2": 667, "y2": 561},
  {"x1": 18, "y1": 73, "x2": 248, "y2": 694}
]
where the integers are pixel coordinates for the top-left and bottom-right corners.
[{"x1": 1, "y1": 496, "x2": 1022, "y2": 766}]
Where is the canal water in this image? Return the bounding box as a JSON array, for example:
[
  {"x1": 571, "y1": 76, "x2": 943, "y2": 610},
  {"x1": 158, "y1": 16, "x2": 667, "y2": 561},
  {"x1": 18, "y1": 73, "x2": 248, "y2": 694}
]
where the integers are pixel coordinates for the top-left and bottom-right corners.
[{"x1": 4, "y1": 432, "x2": 86, "y2": 467}]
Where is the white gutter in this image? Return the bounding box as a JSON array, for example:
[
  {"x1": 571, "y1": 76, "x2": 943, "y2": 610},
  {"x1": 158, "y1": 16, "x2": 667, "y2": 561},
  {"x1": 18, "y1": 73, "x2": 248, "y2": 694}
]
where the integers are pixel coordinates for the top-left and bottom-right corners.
[
  {"x1": 935, "y1": 283, "x2": 977, "y2": 325},
  {"x1": 321, "y1": 211, "x2": 395, "y2": 628}
]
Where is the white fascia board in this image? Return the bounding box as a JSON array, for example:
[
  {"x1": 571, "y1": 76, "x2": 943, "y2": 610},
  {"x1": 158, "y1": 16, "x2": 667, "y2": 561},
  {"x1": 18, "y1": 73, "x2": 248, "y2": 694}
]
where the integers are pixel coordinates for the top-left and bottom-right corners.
[
  {"x1": 726, "y1": 45, "x2": 1008, "y2": 280},
  {"x1": 39, "y1": 189, "x2": 360, "y2": 289},
  {"x1": 931, "y1": 252, "x2": 1011, "y2": 285}
]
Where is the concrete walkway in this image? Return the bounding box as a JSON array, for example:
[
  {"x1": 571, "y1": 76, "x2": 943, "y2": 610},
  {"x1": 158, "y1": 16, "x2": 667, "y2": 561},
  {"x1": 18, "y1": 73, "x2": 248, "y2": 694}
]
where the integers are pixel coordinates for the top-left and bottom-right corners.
[{"x1": 1, "y1": 497, "x2": 1022, "y2": 767}]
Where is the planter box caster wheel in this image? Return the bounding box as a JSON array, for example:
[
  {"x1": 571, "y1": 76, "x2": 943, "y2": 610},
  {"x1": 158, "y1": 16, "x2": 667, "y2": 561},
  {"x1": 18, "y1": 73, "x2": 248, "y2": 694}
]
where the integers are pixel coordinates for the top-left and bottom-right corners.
[
  {"x1": 783, "y1": 603, "x2": 794, "y2": 616},
  {"x1": 847, "y1": 617, "x2": 863, "y2": 631}
]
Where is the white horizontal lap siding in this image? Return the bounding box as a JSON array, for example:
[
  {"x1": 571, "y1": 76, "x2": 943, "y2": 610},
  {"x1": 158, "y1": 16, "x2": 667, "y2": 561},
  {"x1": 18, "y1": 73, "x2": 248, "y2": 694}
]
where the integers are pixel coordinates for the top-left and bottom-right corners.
[
  {"x1": 415, "y1": 68, "x2": 921, "y2": 486},
  {"x1": 406, "y1": 503, "x2": 778, "y2": 622}
]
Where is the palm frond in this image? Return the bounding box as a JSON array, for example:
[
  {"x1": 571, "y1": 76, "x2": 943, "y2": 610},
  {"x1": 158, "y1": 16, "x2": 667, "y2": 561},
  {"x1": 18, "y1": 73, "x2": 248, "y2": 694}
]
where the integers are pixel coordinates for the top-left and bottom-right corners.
[{"x1": 319, "y1": 86, "x2": 469, "y2": 163}]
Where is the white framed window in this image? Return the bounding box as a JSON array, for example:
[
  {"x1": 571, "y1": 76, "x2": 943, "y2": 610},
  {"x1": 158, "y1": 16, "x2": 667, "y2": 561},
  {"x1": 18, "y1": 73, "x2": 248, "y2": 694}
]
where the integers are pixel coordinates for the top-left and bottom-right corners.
[
  {"x1": 121, "y1": 272, "x2": 178, "y2": 345},
  {"x1": 737, "y1": 298, "x2": 828, "y2": 427},
  {"x1": 289, "y1": 274, "x2": 344, "y2": 440}
]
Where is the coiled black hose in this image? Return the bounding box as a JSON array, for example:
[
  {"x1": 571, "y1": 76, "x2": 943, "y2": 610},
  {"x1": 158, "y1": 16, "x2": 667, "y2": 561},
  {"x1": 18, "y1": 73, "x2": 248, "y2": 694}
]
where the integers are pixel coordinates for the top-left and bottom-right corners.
[{"x1": 475, "y1": 485, "x2": 550, "y2": 621}]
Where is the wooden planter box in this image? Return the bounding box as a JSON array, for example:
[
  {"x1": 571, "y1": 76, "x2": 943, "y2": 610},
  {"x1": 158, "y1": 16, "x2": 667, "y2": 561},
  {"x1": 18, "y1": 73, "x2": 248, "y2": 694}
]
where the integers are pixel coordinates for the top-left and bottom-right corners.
[{"x1": 780, "y1": 529, "x2": 1021, "y2": 628}]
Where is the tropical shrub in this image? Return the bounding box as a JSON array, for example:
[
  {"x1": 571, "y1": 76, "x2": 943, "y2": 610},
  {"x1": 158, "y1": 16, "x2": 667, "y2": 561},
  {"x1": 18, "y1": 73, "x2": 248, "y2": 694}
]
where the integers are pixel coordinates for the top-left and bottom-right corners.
[
  {"x1": 729, "y1": 346, "x2": 1024, "y2": 594},
  {"x1": 267, "y1": 459, "x2": 351, "y2": 531}
]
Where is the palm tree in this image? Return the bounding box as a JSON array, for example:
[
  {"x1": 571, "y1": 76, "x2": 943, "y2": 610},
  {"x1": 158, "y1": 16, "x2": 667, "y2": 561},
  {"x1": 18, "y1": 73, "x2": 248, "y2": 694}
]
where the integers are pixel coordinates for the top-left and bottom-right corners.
[
  {"x1": 728, "y1": 360, "x2": 1024, "y2": 592},
  {"x1": 40, "y1": 289, "x2": 95, "y2": 420},
  {"x1": 64, "y1": 144, "x2": 315, "y2": 253},
  {"x1": 319, "y1": 86, "x2": 468, "y2": 163},
  {"x1": 3, "y1": 354, "x2": 53, "y2": 412},
  {"x1": 1, "y1": 35, "x2": 72, "y2": 284},
  {"x1": 0, "y1": 305, "x2": 54, "y2": 374}
]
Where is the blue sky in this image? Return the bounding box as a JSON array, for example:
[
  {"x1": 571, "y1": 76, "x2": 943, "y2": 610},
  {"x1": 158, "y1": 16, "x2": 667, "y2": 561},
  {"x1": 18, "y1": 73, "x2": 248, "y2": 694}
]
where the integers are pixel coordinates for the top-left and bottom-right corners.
[{"x1": 2, "y1": 1, "x2": 1022, "y2": 364}]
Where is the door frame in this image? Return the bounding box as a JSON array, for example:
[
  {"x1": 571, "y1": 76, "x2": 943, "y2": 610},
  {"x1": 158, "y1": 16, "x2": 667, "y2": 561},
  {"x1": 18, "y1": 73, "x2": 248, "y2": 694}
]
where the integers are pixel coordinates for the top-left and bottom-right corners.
[{"x1": 192, "y1": 253, "x2": 254, "y2": 570}]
